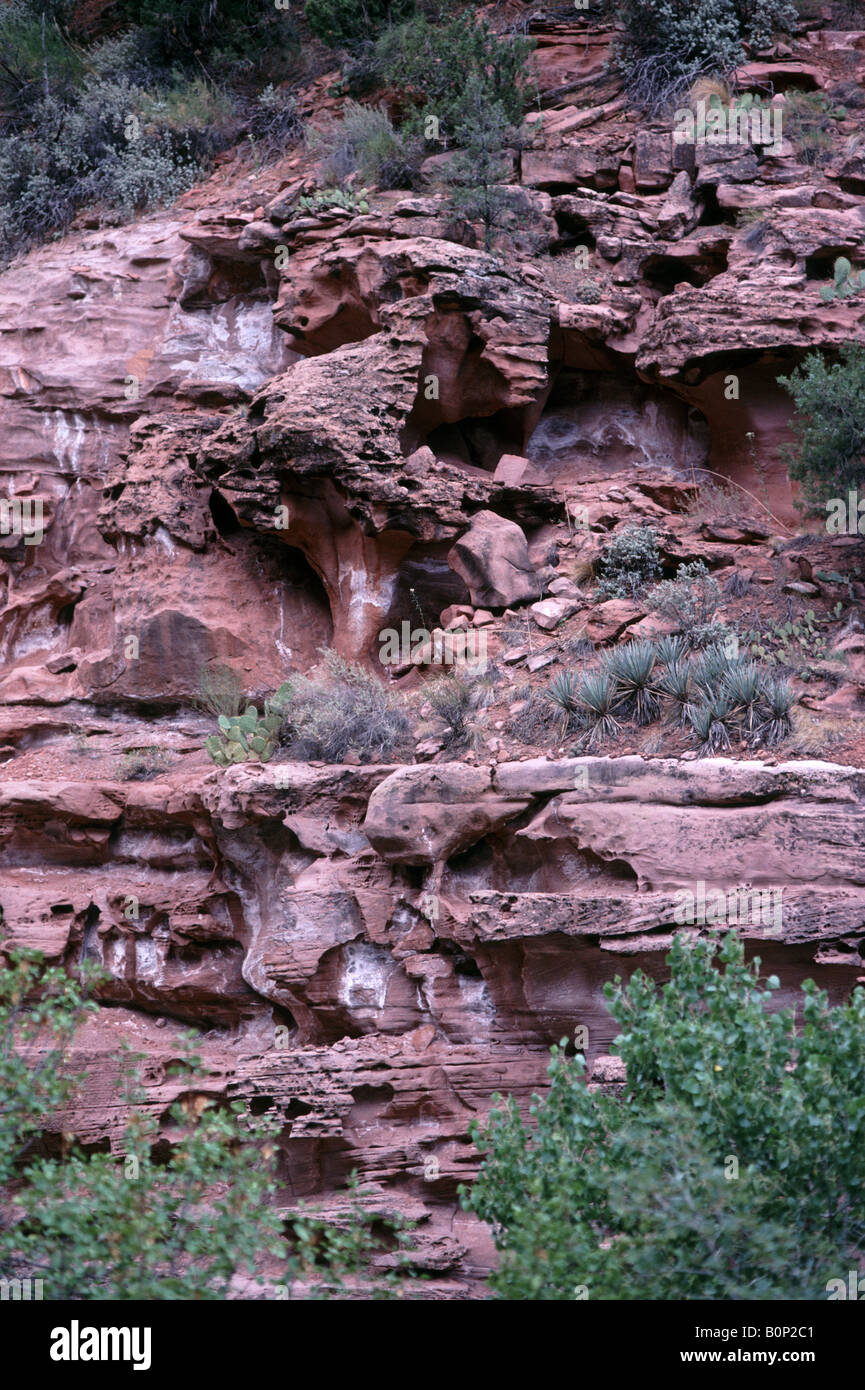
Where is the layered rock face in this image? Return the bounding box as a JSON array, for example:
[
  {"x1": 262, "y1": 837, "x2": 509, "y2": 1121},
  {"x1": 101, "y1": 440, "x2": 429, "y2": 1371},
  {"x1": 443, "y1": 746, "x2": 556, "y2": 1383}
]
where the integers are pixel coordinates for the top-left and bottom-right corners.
[
  {"x1": 2, "y1": 755, "x2": 864, "y2": 1289},
  {"x1": 1, "y1": 8, "x2": 865, "y2": 1295}
]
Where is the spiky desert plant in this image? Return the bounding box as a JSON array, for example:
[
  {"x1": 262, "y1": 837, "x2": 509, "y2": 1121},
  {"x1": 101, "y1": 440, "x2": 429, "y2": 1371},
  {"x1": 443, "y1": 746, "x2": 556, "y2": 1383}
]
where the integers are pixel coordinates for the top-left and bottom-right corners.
[
  {"x1": 690, "y1": 692, "x2": 735, "y2": 757},
  {"x1": 691, "y1": 643, "x2": 741, "y2": 698},
  {"x1": 757, "y1": 678, "x2": 794, "y2": 747},
  {"x1": 657, "y1": 659, "x2": 696, "y2": 729},
  {"x1": 653, "y1": 634, "x2": 688, "y2": 668},
  {"x1": 544, "y1": 670, "x2": 579, "y2": 736},
  {"x1": 604, "y1": 640, "x2": 661, "y2": 725},
  {"x1": 722, "y1": 661, "x2": 765, "y2": 737},
  {"x1": 576, "y1": 672, "x2": 621, "y2": 748}
]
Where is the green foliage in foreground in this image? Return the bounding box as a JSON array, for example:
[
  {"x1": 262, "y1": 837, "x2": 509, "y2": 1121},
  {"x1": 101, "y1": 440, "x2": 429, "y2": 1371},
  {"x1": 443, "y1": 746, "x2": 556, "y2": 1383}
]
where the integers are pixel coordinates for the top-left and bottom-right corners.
[
  {"x1": 463, "y1": 933, "x2": 865, "y2": 1300},
  {"x1": 0, "y1": 952, "x2": 414, "y2": 1298},
  {"x1": 0, "y1": 952, "x2": 281, "y2": 1299}
]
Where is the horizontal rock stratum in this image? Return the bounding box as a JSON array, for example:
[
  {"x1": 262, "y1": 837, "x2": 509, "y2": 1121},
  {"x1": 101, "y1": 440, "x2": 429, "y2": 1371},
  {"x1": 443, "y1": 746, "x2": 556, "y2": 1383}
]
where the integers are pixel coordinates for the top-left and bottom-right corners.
[{"x1": 2, "y1": 755, "x2": 863, "y2": 1291}]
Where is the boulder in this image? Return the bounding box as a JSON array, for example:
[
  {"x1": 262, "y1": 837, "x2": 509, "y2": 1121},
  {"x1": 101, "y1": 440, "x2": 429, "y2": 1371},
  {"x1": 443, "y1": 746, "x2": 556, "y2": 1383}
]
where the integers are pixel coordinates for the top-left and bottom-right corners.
[
  {"x1": 530, "y1": 597, "x2": 579, "y2": 631},
  {"x1": 447, "y1": 511, "x2": 539, "y2": 609}
]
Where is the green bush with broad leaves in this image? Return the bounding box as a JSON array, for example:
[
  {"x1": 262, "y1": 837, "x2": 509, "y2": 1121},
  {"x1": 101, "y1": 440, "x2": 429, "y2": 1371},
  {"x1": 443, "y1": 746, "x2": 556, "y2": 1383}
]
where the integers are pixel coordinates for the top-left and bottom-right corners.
[
  {"x1": 463, "y1": 932, "x2": 865, "y2": 1300},
  {"x1": 0, "y1": 951, "x2": 418, "y2": 1299},
  {"x1": 0, "y1": 952, "x2": 281, "y2": 1299},
  {"x1": 778, "y1": 343, "x2": 865, "y2": 508}
]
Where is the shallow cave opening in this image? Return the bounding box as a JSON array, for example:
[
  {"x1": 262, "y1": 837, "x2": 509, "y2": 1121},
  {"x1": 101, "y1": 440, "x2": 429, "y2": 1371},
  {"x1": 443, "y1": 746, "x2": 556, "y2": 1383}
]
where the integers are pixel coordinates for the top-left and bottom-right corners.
[
  {"x1": 641, "y1": 247, "x2": 728, "y2": 296},
  {"x1": 56, "y1": 598, "x2": 80, "y2": 630},
  {"x1": 250, "y1": 1095, "x2": 277, "y2": 1115},
  {"x1": 381, "y1": 542, "x2": 470, "y2": 638},
  {"x1": 209, "y1": 488, "x2": 241, "y2": 537},
  {"x1": 805, "y1": 246, "x2": 859, "y2": 281},
  {"x1": 551, "y1": 208, "x2": 597, "y2": 253},
  {"x1": 526, "y1": 367, "x2": 711, "y2": 481},
  {"x1": 431, "y1": 937, "x2": 483, "y2": 979},
  {"x1": 420, "y1": 405, "x2": 528, "y2": 474},
  {"x1": 696, "y1": 184, "x2": 730, "y2": 228}
]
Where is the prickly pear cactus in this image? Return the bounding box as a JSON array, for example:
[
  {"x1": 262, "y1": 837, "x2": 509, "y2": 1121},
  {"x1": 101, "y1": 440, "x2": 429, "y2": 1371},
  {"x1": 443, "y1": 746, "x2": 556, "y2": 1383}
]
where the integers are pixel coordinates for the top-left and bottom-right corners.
[
  {"x1": 820, "y1": 256, "x2": 865, "y2": 303},
  {"x1": 206, "y1": 682, "x2": 293, "y2": 767}
]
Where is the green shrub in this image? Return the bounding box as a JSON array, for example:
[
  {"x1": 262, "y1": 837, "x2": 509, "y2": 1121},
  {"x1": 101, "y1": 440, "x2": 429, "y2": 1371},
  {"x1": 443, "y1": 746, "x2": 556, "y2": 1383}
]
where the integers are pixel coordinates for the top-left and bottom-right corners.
[
  {"x1": 310, "y1": 100, "x2": 423, "y2": 190},
  {"x1": 442, "y1": 74, "x2": 521, "y2": 251},
  {"x1": 778, "y1": 344, "x2": 865, "y2": 508},
  {"x1": 0, "y1": 68, "x2": 230, "y2": 261},
  {"x1": 596, "y1": 525, "x2": 662, "y2": 600},
  {"x1": 0, "y1": 951, "x2": 414, "y2": 1299},
  {"x1": 464, "y1": 932, "x2": 865, "y2": 1300},
  {"x1": 648, "y1": 560, "x2": 731, "y2": 648},
  {"x1": 281, "y1": 651, "x2": 413, "y2": 763},
  {"x1": 375, "y1": 10, "x2": 535, "y2": 137},
  {"x1": 783, "y1": 88, "x2": 847, "y2": 167},
  {"x1": 573, "y1": 277, "x2": 603, "y2": 304},
  {"x1": 0, "y1": 952, "x2": 282, "y2": 1299},
  {"x1": 115, "y1": 0, "x2": 290, "y2": 68},
  {"x1": 619, "y1": 0, "x2": 797, "y2": 109},
  {"x1": 306, "y1": 0, "x2": 416, "y2": 51},
  {"x1": 0, "y1": 0, "x2": 82, "y2": 127}
]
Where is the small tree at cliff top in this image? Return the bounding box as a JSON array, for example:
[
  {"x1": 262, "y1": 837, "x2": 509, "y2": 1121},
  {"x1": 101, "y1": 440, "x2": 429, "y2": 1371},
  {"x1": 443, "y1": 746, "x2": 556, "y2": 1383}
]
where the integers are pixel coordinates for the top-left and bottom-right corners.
[
  {"x1": 462, "y1": 932, "x2": 865, "y2": 1299},
  {"x1": 778, "y1": 343, "x2": 865, "y2": 513},
  {"x1": 443, "y1": 75, "x2": 519, "y2": 252}
]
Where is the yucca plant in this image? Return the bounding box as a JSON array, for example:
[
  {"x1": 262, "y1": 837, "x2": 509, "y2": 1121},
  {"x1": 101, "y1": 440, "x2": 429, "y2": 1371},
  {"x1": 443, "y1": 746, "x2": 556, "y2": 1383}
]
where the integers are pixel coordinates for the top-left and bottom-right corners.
[
  {"x1": 722, "y1": 661, "x2": 765, "y2": 737},
  {"x1": 690, "y1": 692, "x2": 736, "y2": 757},
  {"x1": 544, "y1": 670, "x2": 579, "y2": 736},
  {"x1": 691, "y1": 643, "x2": 741, "y2": 698},
  {"x1": 604, "y1": 640, "x2": 660, "y2": 725},
  {"x1": 576, "y1": 672, "x2": 621, "y2": 747},
  {"x1": 757, "y1": 678, "x2": 794, "y2": 747},
  {"x1": 657, "y1": 659, "x2": 696, "y2": 728},
  {"x1": 653, "y1": 634, "x2": 688, "y2": 668}
]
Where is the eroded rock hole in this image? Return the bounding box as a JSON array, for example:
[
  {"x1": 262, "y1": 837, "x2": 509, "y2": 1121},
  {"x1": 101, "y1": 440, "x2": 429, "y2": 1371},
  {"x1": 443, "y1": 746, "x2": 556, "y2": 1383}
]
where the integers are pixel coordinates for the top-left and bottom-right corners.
[
  {"x1": 432, "y1": 938, "x2": 483, "y2": 978},
  {"x1": 526, "y1": 369, "x2": 711, "y2": 482},
  {"x1": 209, "y1": 489, "x2": 241, "y2": 537}
]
